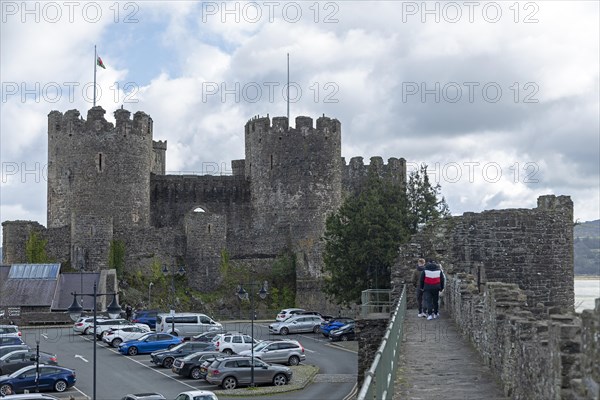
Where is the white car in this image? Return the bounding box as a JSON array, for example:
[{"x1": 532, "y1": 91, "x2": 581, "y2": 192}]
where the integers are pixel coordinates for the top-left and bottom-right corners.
[
  {"x1": 72, "y1": 316, "x2": 107, "y2": 335},
  {"x1": 93, "y1": 319, "x2": 150, "y2": 340},
  {"x1": 174, "y1": 391, "x2": 218, "y2": 400},
  {"x1": 276, "y1": 308, "x2": 305, "y2": 322},
  {"x1": 211, "y1": 332, "x2": 259, "y2": 355},
  {"x1": 103, "y1": 325, "x2": 152, "y2": 347}
]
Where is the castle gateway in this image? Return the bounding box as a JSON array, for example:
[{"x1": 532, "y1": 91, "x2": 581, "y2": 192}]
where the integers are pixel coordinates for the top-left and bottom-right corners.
[{"x1": 2, "y1": 107, "x2": 405, "y2": 310}]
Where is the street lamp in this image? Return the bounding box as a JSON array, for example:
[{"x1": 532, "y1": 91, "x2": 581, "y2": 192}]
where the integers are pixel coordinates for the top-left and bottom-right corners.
[
  {"x1": 67, "y1": 281, "x2": 121, "y2": 400},
  {"x1": 148, "y1": 282, "x2": 154, "y2": 306},
  {"x1": 162, "y1": 264, "x2": 185, "y2": 335},
  {"x1": 236, "y1": 281, "x2": 268, "y2": 387}
]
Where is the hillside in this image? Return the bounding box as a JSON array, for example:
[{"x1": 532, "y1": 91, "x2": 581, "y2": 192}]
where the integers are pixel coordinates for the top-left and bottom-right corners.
[{"x1": 574, "y1": 220, "x2": 600, "y2": 275}]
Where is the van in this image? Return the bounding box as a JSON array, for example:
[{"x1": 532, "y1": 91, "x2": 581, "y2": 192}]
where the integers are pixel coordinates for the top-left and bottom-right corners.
[{"x1": 156, "y1": 313, "x2": 222, "y2": 337}]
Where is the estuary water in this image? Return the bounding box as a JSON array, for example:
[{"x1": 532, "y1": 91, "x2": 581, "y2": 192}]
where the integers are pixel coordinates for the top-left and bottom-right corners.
[{"x1": 574, "y1": 277, "x2": 600, "y2": 313}]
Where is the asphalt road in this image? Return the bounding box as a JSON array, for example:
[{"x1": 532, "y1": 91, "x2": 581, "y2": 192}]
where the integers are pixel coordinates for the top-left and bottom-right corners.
[{"x1": 18, "y1": 322, "x2": 357, "y2": 400}]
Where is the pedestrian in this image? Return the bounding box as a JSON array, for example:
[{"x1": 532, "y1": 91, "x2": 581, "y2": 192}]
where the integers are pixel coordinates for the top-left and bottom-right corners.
[
  {"x1": 420, "y1": 259, "x2": 445, "y2": 320},
  {"x1": 412, "y1": 258, "x2": 427, "y2": 317},
  {"x1": 125, "y1": 304, "x2": 132, "y2": 321}
]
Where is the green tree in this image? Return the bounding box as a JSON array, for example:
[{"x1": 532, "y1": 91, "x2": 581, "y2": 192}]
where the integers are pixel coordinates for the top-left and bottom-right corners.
[
  {"x1": 25, "y1": 231, "x2": 51, "y2": 263},
  {"x1": 108, "y1": 240, "x2": 126, "y2": 277},
  {"x1": 406, "y1": 163, "x2": 450, "y2": 233},
  {"x1": 322, "y1": 171, "x2": 411, "y2": 305}
]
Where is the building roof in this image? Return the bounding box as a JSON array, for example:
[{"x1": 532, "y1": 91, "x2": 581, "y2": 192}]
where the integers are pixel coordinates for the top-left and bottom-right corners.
[{"x1": 53, "y1": 272, "x2": 101, "y2": 310}]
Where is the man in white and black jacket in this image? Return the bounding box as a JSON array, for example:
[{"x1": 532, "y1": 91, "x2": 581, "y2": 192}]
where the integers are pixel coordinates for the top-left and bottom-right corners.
[{"x1": 419, "y1": 259, "x2": 445, "y2": 320}]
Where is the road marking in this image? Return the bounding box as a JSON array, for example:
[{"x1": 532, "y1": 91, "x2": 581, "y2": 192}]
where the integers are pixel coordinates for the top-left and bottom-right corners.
[
  {"x1": 72, "y1": 385, "x2": 91, "y2": 399},
  {"x1": 41, "y1": 334, "x2": 48, "y2": 340},
  {"x1": 74, "y1": 355, "x2": 88, "y2": 362}
]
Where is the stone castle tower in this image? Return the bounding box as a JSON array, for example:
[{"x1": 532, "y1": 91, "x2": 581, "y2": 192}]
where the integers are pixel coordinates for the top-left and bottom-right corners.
[{"x1": 2, "y1": 106, "x2": 406, "y2": 310}]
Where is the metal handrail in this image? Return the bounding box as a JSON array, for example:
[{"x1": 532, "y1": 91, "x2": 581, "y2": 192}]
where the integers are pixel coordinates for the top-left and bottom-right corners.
[{"x1": 357, "y1": 284, "x2": 407, "y2": 400}]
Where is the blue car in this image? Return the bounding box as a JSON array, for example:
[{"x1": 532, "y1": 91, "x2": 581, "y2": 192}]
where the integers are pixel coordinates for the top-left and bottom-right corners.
[
  {"x1": 0, "y1": 364, "x2": 76, "y2": 395},
  {"x1": 132, "y1": 310, "x2": 158, "y2": 330},
  {"x1": 320, "y1": 318, "x2": 354, "y2": 337},
  {"x1": 118, "y1": 332, "x2": 182, "y2": 356}
]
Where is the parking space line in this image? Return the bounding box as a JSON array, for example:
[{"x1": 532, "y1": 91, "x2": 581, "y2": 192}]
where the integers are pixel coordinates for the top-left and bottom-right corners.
[{"x1": 72, "y1": 385, "x2": 90, "y2": 399}]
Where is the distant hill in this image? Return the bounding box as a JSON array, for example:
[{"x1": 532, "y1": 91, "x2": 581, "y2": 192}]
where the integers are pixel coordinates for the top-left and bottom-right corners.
[{"x1": 574, "y1": 220, "x2": 600, "y2": 276}]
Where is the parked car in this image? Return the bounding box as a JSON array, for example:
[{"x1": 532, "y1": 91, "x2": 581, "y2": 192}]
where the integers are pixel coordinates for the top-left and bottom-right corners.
[
  {"x1": 0, "y1": 337, "x2": 24, "y2": 347},
  {"x1": 174, "y1": 391, "x2": 218, "y2": 400},
  {"x1": 206, "y1": 356, "x2": 292, "y2": 389},
  {"x1": 95, "y1": 319, "x2": 150, "y2": 340},
  {"x1": 320, "y1": 317, "x2": 355, "y2": 337},
  {"x1": 0, "y1": 326, "x2": 21, "y2": 339},
  {"x1": 0, "y1": 350, "x2": 58, "y2": 375},
  {"x1": 150, "y1": 342, "x2": 215, "y2": 368},
  {"x1": 171, "y1": 351, "x2": 223, "y2": 380},
  {"x1": 0, "y1": 345, "x2": 30, "y2": 358},
  {"x1": 296, "y1": 311, "x2": 333, "y2": 321},
  {"x1": 329, "y1": 323, "x2": 356, "y2": 342},
  {"x1": 103, "y1": 325, "x2": 152, "y2": 347},
  {"x1": 239, "y1": 339, "x2": 305, "y2": 366},
  {"x1": 190, "y1": 330, "x2": 224, "y2": 343},
  {"x1": 0, "y1": 393, "x2": 60, "y2": 399},
  {"x1": 72, "y1": 316, "x2": 107, "y2": 335},
  {"x1": 269, "y1": 315, "x2": 323, "y2": 335},
  {"x1": 275, "y1": 308, "x2": 305, "y2": 322},
  {"x1": 211, "y1": 333, "x2": 258, "y2": 355},
  {"x1": 131, "y1": 310, "x2": 159, "y2": 330},
  {"x1": 0, "y1": 365, "x2": 76, "y2": 395},
  {"x1": 156, "y1": 313, "x2": 222, "y2": 337},
  {"x1": 120, "y1": 393, "x2": 166, "y2": 400},
  {"x1": 118, "y1": 333, "x2": 182, "y2": 356}
]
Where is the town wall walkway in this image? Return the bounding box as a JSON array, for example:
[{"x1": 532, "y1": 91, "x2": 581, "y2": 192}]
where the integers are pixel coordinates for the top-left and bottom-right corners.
[{"x1": 393, "y1": 309, "x2": 508, "y2": 400}]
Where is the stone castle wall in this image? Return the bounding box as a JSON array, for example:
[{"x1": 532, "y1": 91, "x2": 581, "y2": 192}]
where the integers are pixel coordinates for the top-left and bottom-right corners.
[
  {"x1": 445, "y1": 274, "x2": 599, "y2": 399},
  {"x1": 392, "y1": 195, "x2": 574, "y2": 312}
]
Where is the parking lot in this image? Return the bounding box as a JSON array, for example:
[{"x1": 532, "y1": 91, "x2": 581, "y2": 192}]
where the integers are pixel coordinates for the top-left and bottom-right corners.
[{"x1": 16, "y1": 322, "x2": 357, "y2": 400}]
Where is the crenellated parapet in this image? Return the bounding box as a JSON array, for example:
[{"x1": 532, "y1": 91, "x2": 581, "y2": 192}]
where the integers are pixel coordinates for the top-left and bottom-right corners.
[{"x1": 342, "y1": 156, "x2": 406, "y2": 196}]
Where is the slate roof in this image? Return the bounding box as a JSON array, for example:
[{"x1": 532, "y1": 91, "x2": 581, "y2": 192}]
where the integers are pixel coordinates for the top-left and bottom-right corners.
[
  {"x1": 0, "y1": 265, "x2": 100, "y2": 310},
  {"x1": 0, "y1": 264, "x2": 60, "y2": 307}
]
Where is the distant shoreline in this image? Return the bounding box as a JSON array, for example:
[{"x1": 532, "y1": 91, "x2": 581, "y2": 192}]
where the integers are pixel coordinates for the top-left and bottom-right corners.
[{"x1": 574, "y1": 275, "x2": 600, "y2": 280}]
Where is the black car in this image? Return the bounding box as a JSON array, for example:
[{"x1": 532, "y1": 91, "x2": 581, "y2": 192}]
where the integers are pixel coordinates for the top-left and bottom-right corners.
[
  {"x1": 0, "y1": 350, "x2": 58, "y2": 375},
  {"x1": 150, "y1": 342, "x2": 216, "y2": 368},
  {"x1": 329, "y1": 323, "x2": 356, "y2": 342},
  {"x1": 171, "y1": 351, "x2": 223, "y2": 379}
]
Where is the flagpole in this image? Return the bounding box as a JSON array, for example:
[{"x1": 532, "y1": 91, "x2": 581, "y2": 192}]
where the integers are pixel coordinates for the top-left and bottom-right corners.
[
  {"x1": 287, "y1": 53, "x2": 289, "y2": 130},
  {"x1": 93, "y1": 45, "x2": 97, "y2": 107}
]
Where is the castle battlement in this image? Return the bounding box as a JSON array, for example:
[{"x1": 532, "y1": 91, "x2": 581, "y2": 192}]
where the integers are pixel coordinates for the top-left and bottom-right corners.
[
  {"x1": 244, "y1": 115, "x2": 341, "y2": 135},
  {"x1": 48, "y1": 106, "x2": 153, "y2": 137}
]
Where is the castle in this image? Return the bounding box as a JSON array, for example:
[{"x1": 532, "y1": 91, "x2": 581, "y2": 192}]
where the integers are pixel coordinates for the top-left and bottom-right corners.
[{"x1": 1, "y1": 106, "x2": 405, "y2": 309}]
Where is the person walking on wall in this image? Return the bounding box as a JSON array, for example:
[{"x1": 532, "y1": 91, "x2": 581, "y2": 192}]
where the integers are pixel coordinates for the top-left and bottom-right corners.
[
  {"x1": 420, "y1": 259, "x2": 445, "y2": 320},
  {"x1": 412, "y1": 258, "x2": 427, "y2": 317}
]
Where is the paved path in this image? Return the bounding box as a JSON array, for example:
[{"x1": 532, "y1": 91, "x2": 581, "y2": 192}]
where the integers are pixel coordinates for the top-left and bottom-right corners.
[{"x1": 394, "y1": 309, "x2": 508, "y2": 400}]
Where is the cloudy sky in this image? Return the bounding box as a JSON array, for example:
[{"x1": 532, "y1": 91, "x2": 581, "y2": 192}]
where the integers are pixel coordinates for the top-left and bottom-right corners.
[{"x1": 1, "y1": 1, "x2": 599, "y2": 244}]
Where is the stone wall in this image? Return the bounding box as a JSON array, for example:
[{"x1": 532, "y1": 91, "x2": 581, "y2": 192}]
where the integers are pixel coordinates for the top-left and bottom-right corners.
[
  {"x1": 356, "y1": 317, "x2": 389, "y2": 386},
  {"x1": 445, "y1": 273, "x2": 599, "y2": 399},
  {"x1": 392, "y1": 195, "x2": 574, "y2": 312}
]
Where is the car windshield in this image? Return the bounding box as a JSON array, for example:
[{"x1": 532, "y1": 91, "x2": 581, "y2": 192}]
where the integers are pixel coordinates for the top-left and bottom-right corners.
[
  {"x1": 170, "y1": 343, "x2": 186, "y2": 351},
  {"x1": 8, "y1": 366, "x2": 33, "y2": 378},
  {"x1": 137, "y1": 333, "x2": 152, "y2": 341},
  {"x1": 340, "y1": 324, "x2": 352, "y2": 329},
  {"x1": 253, "y1": 342, "x2": 270, "y2": 351}
]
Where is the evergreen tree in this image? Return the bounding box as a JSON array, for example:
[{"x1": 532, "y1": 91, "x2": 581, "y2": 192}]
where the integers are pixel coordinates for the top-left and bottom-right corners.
[{"x1": 322, "y1": 165, "x2": 450, "y2": 305}]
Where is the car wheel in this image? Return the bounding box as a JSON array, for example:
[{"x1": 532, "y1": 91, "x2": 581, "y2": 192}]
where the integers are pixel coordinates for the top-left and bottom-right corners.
[
  {"x1": 54, "y1": 379, "x2": 68, "y2": 392},
  {"x1": 273, "y1": 373, "x2": 288, "y2": 386},
  {"x1": 170, "y1": 331, "x2": 178, "y2": 336},
  {"x1": 223, "y1": 348, "x2": 233, "y2": 355},
  {"x1": 111, "y1": 338, "x2": 122, "y2": 347},
  {"x1": 83, "y1": 327, "x2": 91, "y2": 335},
  {"x1": 0, "y1": 384, "x2": 13, "y2": 396},
  {"x1": 128, "y1": 346, "x2": 138, "y2": 356},
  {"x1": 288, "y1": 355, "x2": 300, "y2": 366},
  {"x1": 190, "y1": 367, "x2": 202, "y2": 380},
  {"x1": 341, "y1": 334, "x2": 349, "y2": 342},
  {"x1": 162, "y1": 357, "x2": 174, "y2": 368},
  {"x1": 280, "y1": 327, "x2": 289, "y2": 335},
  {"x1": 222, "y1": 376, "x2": 237, "y2": 390},
  {"x1": 322, "y1": 332, "x2": 328, "y2": 337},
  {"x1": 313, "y1": 325, "x2": 320, "y2": 334}
]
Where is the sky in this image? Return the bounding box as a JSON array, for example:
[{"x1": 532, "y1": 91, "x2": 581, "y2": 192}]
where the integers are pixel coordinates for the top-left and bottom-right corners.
[{"x1": 1, "y1": 1, "x2": 599, "y2": 245}]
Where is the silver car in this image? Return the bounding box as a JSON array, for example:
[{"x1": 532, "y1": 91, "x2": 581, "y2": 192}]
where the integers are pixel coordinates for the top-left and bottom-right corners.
[
  {"x1": 238, "y1": 340, "x2": 305, "y2": 366},
  {"x1": 268, "y1": 315, "x2": 323, "y2": 335},
  {"x1": 205, "y1": 356, "x2": 292, "y2": 390}
]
